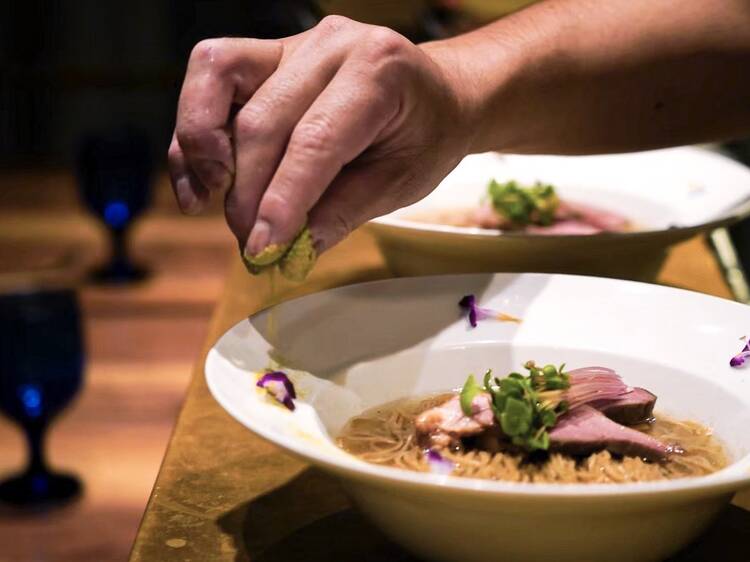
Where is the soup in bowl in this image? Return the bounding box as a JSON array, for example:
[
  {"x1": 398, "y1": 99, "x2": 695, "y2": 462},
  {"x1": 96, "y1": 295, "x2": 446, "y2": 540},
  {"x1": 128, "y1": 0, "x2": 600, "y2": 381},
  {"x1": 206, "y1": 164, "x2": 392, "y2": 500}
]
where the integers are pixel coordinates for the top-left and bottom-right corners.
[{"x1": 206, "y1": 273, "x2": 750, "y2": 562}]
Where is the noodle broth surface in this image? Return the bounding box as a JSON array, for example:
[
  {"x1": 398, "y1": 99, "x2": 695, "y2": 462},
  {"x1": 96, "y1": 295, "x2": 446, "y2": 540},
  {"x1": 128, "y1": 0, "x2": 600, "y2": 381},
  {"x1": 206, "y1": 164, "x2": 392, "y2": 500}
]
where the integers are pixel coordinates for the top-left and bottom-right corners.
[{"x1": 337, "y1": 394, "x2": 728, "y2": 484}]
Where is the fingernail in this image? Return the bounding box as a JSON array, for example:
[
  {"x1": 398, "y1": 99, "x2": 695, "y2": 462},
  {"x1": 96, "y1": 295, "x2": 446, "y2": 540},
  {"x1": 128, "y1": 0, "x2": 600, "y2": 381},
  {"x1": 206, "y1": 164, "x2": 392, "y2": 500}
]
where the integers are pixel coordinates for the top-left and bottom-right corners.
[
  {"x1": 175, "y1": 175, "x2": 201, "y2": 215},
  {"x1": 246, "y1": 220, "x2": 271, "y2": 256},
  {"x1": 193, "y1": 159, "x2": 231, "y2": 191}
]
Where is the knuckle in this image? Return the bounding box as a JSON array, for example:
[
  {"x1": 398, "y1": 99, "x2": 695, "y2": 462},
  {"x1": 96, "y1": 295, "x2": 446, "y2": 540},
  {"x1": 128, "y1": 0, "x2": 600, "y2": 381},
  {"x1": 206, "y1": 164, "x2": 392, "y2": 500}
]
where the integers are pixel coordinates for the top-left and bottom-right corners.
[
  {"x1": 175, "y1": 125, "x2": 230, "y2": 165},
  {"x1": 175, "y1": 123, "x2": 210, "y2": 153},
  {"x1": 259, "y1": 191, "x2": 298, "y2": 226},
  {"x1": 233, "y1": 105, "x2": 273, "y2": 141},
  {"x1": 190, "y1": 37, "x2": 247, "y2": 75},
  {"x1": 190, "y1": 38, "x2": 223, "y2": 65},
  {"x1": 174, "y1": 124, "x2": 200, "y2": 151},
  {"x1": 288, "y1": 117, "x2": 337, "y2": 159},
  {"x1": 217, "y1": 39, "x2": 265, "y2": 79},
  {"x1": 316, "y1": 14, "x2": 353, "y2": 35},
  {"x1": 364, "y1": 27, "x2": 412, "y2": 62}
]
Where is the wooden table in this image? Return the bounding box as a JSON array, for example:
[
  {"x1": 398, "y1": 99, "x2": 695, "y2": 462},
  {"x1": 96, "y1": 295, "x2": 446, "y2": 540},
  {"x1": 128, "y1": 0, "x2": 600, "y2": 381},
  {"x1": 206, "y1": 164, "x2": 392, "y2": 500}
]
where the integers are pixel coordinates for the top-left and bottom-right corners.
[{"x1": 129, "y1": 230, "x2": 750, "y2": 562}]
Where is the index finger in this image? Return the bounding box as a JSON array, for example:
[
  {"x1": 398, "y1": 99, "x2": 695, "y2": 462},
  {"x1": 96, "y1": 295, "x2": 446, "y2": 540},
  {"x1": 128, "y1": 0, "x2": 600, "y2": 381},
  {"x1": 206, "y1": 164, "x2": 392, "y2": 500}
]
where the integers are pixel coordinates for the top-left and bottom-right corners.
[{"x1": 174, "y1": 37, "x2": 282, "y2": 192}]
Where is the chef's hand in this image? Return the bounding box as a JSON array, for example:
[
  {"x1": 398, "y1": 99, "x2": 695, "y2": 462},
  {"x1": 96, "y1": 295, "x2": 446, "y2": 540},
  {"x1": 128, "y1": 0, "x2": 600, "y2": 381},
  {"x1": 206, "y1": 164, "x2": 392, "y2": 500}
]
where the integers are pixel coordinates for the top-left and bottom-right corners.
[{"x1": 168, "y1": 15, "x2": 474, "y2": 256}]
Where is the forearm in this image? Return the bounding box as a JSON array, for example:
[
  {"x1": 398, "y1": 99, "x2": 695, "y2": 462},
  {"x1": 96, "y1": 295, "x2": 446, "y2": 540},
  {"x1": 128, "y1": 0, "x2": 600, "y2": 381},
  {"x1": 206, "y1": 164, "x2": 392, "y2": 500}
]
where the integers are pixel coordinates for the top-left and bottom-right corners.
[{"x1": 423, "y1": 0, "x2": 750, "y2": 155}]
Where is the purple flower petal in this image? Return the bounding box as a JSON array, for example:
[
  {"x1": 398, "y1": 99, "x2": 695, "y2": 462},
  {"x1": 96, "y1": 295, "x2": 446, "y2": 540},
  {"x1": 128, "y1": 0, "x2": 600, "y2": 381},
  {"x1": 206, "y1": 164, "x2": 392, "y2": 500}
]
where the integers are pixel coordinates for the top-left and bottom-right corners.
[
  {"x1": 458, "y1": 294, "x2": 521, "y2": 328},
  {"x1": 425, "y1": 449, "x2": 455, "y2": 475},
  {"x1": 475, "y1": 306, "x2": 497, "y2": 322},
  {"x1": 730, "y1": 340, "x2": 750, "y2": 368},
  {"x1": 257, "y1": 370, "x2": 296, "y2": 410},
  {"x1": 730, "y1": 355, "x2": 746, "y2": 367},
  {"x1": 458, "y1": 294, "x2": 478, "y2": 327}
]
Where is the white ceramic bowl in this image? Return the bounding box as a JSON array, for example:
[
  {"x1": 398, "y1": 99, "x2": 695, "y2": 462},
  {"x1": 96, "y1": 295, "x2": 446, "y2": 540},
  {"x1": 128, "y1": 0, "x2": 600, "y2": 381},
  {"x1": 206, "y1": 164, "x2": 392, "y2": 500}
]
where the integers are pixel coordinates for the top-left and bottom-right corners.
[
  {"x1": 207, "y1": 273, "x2": 750, "y2": 562},
  {"x1": 367, "y1": 148, "x2": 750, "y2": 281}
]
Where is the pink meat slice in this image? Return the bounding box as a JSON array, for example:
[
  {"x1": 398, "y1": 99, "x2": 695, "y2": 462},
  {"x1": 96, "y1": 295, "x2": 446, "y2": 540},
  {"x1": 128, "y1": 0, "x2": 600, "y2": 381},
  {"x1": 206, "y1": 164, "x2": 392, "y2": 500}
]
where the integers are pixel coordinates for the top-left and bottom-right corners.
[
  {"x1": 415, "y1": 393, "x2": 495, "y2": 449},
  {"x1": 592, "y1": 387, "x2": 657, "y2": 425},
  {"x1": 472, "y1": 203, "x2": 603, "y2": 234},
  {"x1": 549, "y1": 405, "x2": 672, "y2": 461},
  {"x1": 471, "y1": 201, "x2": 626, "y2": 234},
  {"x1": 471, "y1": 203, "x2": 509, "y2": 229},
  {"x1": 557, "y1": 200, "x2": 630, "y2": 232}
]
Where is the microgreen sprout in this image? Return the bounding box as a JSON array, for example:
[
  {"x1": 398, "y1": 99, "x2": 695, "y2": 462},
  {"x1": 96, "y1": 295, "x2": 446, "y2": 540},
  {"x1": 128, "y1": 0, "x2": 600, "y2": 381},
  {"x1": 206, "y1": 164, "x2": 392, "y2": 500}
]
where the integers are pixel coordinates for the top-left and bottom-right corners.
[
  {"x1": 487, "y1": 179, "x2": 560, "y2": 226},
  {"x1": 459, "y1": 362, "x2": 570, "y2": 452}
]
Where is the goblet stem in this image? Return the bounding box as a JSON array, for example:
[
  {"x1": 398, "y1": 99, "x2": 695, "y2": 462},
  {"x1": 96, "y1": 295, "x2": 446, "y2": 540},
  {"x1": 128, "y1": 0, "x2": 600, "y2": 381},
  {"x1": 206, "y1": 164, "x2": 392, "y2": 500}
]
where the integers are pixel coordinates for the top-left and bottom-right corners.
[
  {"x1": 25, "y1": 423, "x2": 48, "y2": 476},
  {"x1": 111, "y1": 226, "x2": 129, "y2": 269},
  {"x1": 90, "y1": 224, "x2": 146, "y2": 283}
]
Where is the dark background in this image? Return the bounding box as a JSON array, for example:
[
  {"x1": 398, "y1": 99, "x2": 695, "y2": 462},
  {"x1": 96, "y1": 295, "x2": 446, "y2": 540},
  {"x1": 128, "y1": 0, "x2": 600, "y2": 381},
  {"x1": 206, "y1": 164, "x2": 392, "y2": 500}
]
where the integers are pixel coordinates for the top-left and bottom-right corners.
[
  {"x1": 0, "y1": 0, "x2": 453, "y2": 170},
  {"x1": 0, "y1": 1, "x2": 315, "y2": 168}
]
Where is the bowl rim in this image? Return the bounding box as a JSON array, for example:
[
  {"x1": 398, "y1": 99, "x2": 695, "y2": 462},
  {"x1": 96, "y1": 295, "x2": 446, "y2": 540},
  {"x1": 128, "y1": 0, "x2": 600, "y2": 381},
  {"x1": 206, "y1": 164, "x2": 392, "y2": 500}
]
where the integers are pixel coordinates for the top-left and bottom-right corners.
[{"x1": 206, "y1": 272, "x2": 750, "y2": 501}]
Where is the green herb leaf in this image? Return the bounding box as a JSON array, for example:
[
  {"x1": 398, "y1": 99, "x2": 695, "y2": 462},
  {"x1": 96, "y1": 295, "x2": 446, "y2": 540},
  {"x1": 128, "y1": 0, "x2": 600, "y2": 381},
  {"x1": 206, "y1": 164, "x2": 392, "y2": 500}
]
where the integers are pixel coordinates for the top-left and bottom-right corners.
[
  {"x1": 499, "y1": 376, "x2": 526, "y2": 397},
  {"x1": 546, "y1": 375, "x2": 568, "y2": 390},
  {"x1": 459, "y1": 360, "x2": 572, "y2": 452},
  {"x1": 526, "y1": 431, "x2": 550, "y2": 451},
  {"x1": 482, "y1": 369, "x2": 494, "y2": 393},
  {"x1": 492, "y1": 390, "x2": 508, "y2": 413},
  {"x1": 539, "y1": 408, "x2": 557, "y2": 427},
  {"x1": 500, "y1": 396, "x2": 532, "y2": 437},
  {"x1": 469, "y1": 359, "x2": 574, "y2": 452},
  {"x1": 487, "y1": 179, "x2": 560, "y2": 227},
  {"x1": 459, "y1": 374, "x2": 483, "y2": 417}
]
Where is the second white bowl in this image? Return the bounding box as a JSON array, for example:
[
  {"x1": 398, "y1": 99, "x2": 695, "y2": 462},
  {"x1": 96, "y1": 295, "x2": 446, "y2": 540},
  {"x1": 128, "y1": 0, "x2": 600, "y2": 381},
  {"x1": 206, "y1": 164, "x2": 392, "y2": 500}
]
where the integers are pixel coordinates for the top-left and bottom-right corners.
[{"x1": 367, "y1": 148, "x2": 750, "y2": 281}]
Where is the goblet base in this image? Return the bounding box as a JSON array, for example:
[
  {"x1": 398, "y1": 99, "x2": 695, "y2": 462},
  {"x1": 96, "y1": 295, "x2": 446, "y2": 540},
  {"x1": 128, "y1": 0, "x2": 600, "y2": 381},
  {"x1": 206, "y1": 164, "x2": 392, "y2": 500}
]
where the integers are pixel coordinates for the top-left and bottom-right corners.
[
  {"x1": 0, "y1": 470, "x2": 82, "y2": 509},
  {"x1": 89, "y1": 261, "x2": 148, "y2": 285}
]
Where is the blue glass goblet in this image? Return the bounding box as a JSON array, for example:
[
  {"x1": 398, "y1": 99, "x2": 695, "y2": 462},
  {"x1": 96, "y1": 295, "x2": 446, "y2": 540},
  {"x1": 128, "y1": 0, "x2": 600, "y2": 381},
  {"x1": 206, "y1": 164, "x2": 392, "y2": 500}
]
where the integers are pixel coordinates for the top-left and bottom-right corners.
[
  {"x1": 76, "y1": 128, "x2": 153, "y2": 284},
  {"x1": 0, "y1": 289, "x2": 84, "y2": 508}
]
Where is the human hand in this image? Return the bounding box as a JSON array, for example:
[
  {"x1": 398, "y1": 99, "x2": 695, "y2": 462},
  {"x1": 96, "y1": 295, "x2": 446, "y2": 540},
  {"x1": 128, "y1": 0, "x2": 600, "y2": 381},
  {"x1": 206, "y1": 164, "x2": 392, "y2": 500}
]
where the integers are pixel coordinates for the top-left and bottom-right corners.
[{"x1": 168, "y1": 15, "x2": 475, "y2": 259}]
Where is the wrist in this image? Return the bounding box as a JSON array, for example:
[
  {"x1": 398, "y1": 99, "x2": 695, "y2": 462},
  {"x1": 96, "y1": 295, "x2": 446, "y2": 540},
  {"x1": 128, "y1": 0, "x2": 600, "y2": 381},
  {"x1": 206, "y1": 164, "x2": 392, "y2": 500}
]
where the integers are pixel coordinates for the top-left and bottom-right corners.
[
  {"x1": 419, "y1": 21, "x2": 546, "y2": 153},
  {"x1": 418, "y1": 39, "x2": 484, "y2": 156}
]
